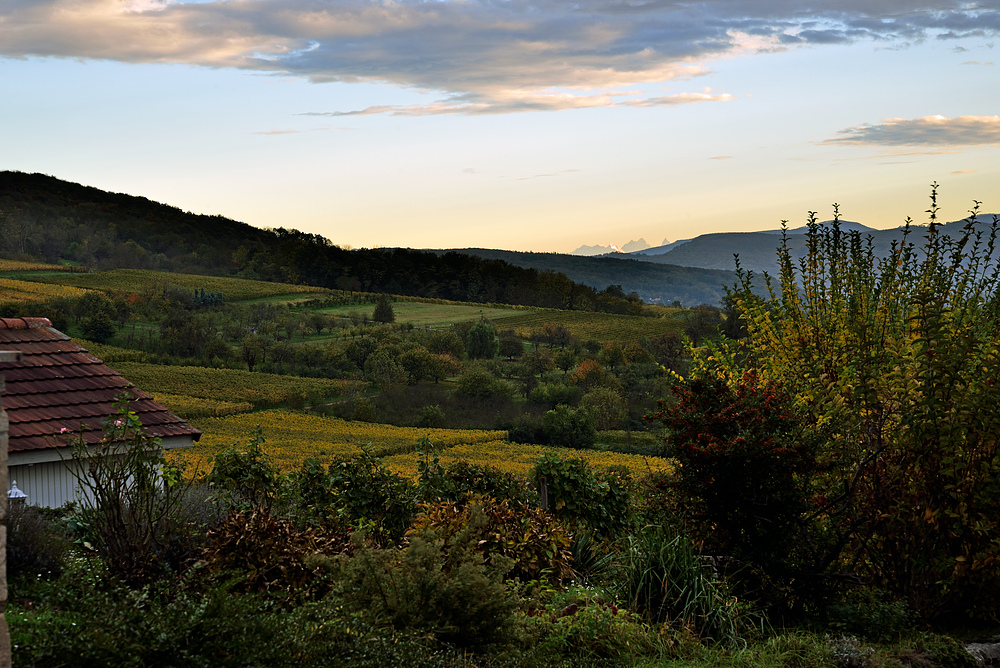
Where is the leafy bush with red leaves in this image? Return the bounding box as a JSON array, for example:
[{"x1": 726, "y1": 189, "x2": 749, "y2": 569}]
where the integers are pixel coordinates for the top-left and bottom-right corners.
[{"x1": 647, "y1": 372, "x2": 821, "y2": 604}]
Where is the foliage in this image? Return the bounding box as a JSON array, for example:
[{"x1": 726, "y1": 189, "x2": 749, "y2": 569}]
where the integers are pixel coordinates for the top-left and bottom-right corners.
[
  {"x1": 383, "y1": 440, "x2": 673, "y2": 479},
  {"x1": 525, "y1": 588, "x2": 662, "y2": 661},
  {"x1": 372, "y1": 293, "x2": 395, "y2": 323},
  {"x1": 4, "y1": 504, "x2": 72, "y2": 583},
  {"x1": 614, "y1": 527, "x2": 746, "y2": 645},
  {"x1": 10, "y1": 557, "x2": 451, "y2": 668},
  {"x1": 532, "y1": 453, "x2": 633, "y2": 538},
  {"x1": 297, "y1": 447, "x2": 419, "y2": 545},
  {"x1": 466, "y1": 318, "x2": 499, "y2": 359},
  {"x1": 646, "y1": 371, "x2": 821, "y2": 605},
  {"x1": 456, "y1": 365, "x2": 514, "y2": 399},
  {"x1": 205, "y1": 426, "x2": 281, "y2": 512},
  {"x1": 415, "y1": 441, "x2": 537, "y2": 504},
  {"x1": 579, "y1": 387, "x2": 627, "y2": 431},
  {"x1": 409, "y1": 495, "x2": 574, "y2": 582},
  {"x1": 542, "y1": 404, "x2": 597, "y2": 450},
  {"x1": 337, "y1": 522, "x2": 518, "y2": 647},
  {"x1": 201, "y1": 509, "x2": 349, "y2": 597},
  {"x1": 720, "y1": 192, "x2": 1000, "y2": 621},
  {"x1": 64, "y1": 395, "x2": 192, "y2": 584}
]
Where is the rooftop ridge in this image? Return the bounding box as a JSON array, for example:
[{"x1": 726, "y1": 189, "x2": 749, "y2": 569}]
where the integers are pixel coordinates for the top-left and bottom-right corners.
[{"x1": 0, "y1": 317, "x2": 53, "y2": 330}]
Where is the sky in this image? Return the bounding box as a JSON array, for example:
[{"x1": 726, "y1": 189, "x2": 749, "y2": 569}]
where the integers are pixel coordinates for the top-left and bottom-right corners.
[{"x1": 2, "y1": 1, "x2": 999, "y2": 253}]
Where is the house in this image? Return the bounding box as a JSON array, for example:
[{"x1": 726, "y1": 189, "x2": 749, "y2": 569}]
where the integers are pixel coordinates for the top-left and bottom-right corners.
[{"x1": 0, "y1": 317, "x2": 200, "y2": 508}]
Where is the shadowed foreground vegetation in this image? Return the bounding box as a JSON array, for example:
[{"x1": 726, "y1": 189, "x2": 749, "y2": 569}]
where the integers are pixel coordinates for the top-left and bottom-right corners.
[{"x1": 5, "y1": 189, "x2": 1000, "y2": 666}]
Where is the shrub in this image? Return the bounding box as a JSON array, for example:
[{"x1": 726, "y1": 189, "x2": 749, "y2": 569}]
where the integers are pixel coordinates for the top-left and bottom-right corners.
[
  {"x1": 527, "y1": 588, "x2": 661, "y2": 661},
  {"x1": 721, "y1": 192, "x2": 1000, "y2": 621},
  {"x1": 4, "y1": 504, "x2": 71, "y2": 583},
  {"x1": 646, "y1": 371, "x2": 822, "y2": 608},
  {"x1": 64, "y1": 395, "x2": 191, "y2": 584},
  {"x1": 409, "y1": 495, "x2": 574, "y2": 583},
  {"x1": 302, "y1": 447, "x2": 418, "y2": 546},
  {"x1": 205, "y1": 426, "x2": 280, "y2": 512},
  {"x1": 416, "y1": 442, "x2": 536, "y2": 505},
  {"x1": 201, "y1": 509, "x2": 349, "y2": 598},
  {"x1": 614, "y1": 527, "x2": 745, "y2": 645},
  {"x1": 532, "y1": 453, "x2": 632, "y2": 538},
  {"x1": 337, "y1": 518, "x2": 518, "y2": 647}
]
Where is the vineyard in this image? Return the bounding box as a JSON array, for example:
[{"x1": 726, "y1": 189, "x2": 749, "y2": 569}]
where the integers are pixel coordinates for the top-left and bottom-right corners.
[
  {"x1": 151, "y1": 392, "x2": 253, "y2": 419},
  {"x1": 0, "y1": 259, "x2": 85, "y2": 273},
  {"x1": 169, "y1": 409, "x2": 507, "y2": 473},
  {"x1": 113, "y1": 361, "x2": 361, "y2": 408},
  {"x1": 0, "y1": 277, "x2": 92, "y2": 304},
  {"x1": 382, "y1": 440, "x2": 673, "y2": 478},
  {"x1": 492, "y1": 309, "x2": 686, "y2": 345},
  {"x1": 31, "y1": 268, "x2": 331, "y2": 301}
]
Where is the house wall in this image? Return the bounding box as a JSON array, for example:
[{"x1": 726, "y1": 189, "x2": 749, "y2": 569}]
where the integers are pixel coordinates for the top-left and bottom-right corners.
[{"x1": 8, "y1": 459, "x2": 91, "y2": 509}]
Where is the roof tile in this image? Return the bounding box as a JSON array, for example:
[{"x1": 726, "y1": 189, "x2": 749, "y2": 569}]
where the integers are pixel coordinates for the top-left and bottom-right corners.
[{"x1": 0, "y1": 319, "x2": 200, "y2": 452}]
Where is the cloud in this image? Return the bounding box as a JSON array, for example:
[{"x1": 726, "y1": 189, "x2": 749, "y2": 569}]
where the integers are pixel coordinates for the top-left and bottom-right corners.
[
  {"x1": 823, "y1": 115, "x2": 1000, "y2": 147},
  {"x1": 301, "y1": 88, "x2": 734, "y2": 116},
  {"x1": 951, "y1": 169, "x2": 976, "y2": 174},
  {"x1": 709, "y1": 155, "x2": 735, "y2": 160},
  {"x1": 2, "y1": 1, "x2": 1000, "y2": 113}
]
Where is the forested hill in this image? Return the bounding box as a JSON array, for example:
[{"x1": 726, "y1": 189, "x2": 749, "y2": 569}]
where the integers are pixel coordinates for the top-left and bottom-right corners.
[
  {"x1": 0, "y1": 171, "x2": 672, "y2": 310},
  {"x1": 433, "y1": 249, "x2": 737, "y2": 306}
]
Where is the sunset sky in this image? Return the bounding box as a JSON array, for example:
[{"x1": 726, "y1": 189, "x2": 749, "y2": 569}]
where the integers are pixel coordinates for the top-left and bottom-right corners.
[{"x1": 2, "y1": 0, "x2": 999, "y2": 253}]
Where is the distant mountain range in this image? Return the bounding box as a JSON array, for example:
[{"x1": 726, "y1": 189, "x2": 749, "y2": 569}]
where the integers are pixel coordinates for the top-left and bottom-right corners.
[
  {"x1": 570, "y1": 238, "x2": 665, "y2": 256},
  {"x1": 623, "y1": 217, "x2": 998, "y2": 274}
]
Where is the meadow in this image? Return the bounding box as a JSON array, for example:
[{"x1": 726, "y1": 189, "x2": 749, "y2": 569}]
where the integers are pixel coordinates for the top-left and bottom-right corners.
[{"x1": 317, "y1": 300, "x2": 522, "y2": 328}]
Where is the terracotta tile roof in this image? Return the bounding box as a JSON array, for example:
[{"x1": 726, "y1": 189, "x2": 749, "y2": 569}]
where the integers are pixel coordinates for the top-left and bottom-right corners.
[{"x1": 0, "y1": 317, "x2": 200, "y2": 453}]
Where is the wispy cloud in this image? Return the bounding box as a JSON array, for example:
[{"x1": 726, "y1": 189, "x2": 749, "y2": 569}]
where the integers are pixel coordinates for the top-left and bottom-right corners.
[
  {"x1": 2, "y1": 1, "x2": 999, "y2": 113},
  {"x1": 708, "y1": 155, "x2": 734, "y2": 160},
  {"x1": 301, "y1": 89, "x2": 734, "y2": 116},
  {"x1": 824, "y1": 115, "x2": 1000, "y2": 148}
]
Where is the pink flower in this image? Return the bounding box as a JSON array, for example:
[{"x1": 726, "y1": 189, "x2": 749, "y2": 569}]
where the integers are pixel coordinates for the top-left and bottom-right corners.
[{"x1": 59, "y1": 427, "x2": 69, "y2": 434}]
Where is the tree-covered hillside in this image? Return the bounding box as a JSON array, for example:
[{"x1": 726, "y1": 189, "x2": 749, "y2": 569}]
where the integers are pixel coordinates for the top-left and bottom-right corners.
[{"x1": 0, "y1": 172, "x2": 649, "y2": 312}]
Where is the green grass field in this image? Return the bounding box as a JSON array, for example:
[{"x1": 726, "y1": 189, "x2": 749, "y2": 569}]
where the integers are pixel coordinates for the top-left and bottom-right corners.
[{"x1": 318, "y1": 300, "x2": 526, "y2": 328}]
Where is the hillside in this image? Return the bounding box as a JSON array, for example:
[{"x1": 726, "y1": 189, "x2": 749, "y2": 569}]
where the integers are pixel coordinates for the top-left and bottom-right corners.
[
  {"x1": 629, "y1": 216, "x2": 999, "y2": 274},
  {"x1": 428, "y1": 248, "x2": 739, "y2": 306},
  {"x1": 0, "y1": 171, "x2": 646, "y2": 311}
]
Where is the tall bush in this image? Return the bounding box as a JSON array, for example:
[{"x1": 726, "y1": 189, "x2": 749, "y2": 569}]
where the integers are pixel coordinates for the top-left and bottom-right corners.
[
  {"x1": 719, "y1": 189, "x2": 1000, "y2": 621},
  {"x1": 66, "y1": 395, "x2": 190, "y2": 584}
]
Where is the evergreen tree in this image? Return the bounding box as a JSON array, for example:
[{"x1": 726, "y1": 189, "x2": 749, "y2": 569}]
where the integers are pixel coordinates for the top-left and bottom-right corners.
[{"x1": 372, "y1": 294, "x2": 395, "y2": 324}]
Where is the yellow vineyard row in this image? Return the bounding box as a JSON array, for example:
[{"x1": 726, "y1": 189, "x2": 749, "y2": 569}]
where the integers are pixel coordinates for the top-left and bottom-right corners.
[
  {"x1": 0, "y1": 260, "x2": 84, "y2": 273},
  {"x1": 151, "y1": 392, "x2": 253, "y2": 420},
  {"x1": 382, "y1": 440, "x2": 674, "y2": 479},
  {"x1": 168, "y1": 409, "x2": 506, "y2": 474},
  {"x1": 113, "y1": 362, "x2": 360, "y2": 407},
  {"x1": 0, "y1": 277, "x2": 91, "y2": 304},
  {"x1": 33, "y1": 268, "x2": 330, "y2": 301}
]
